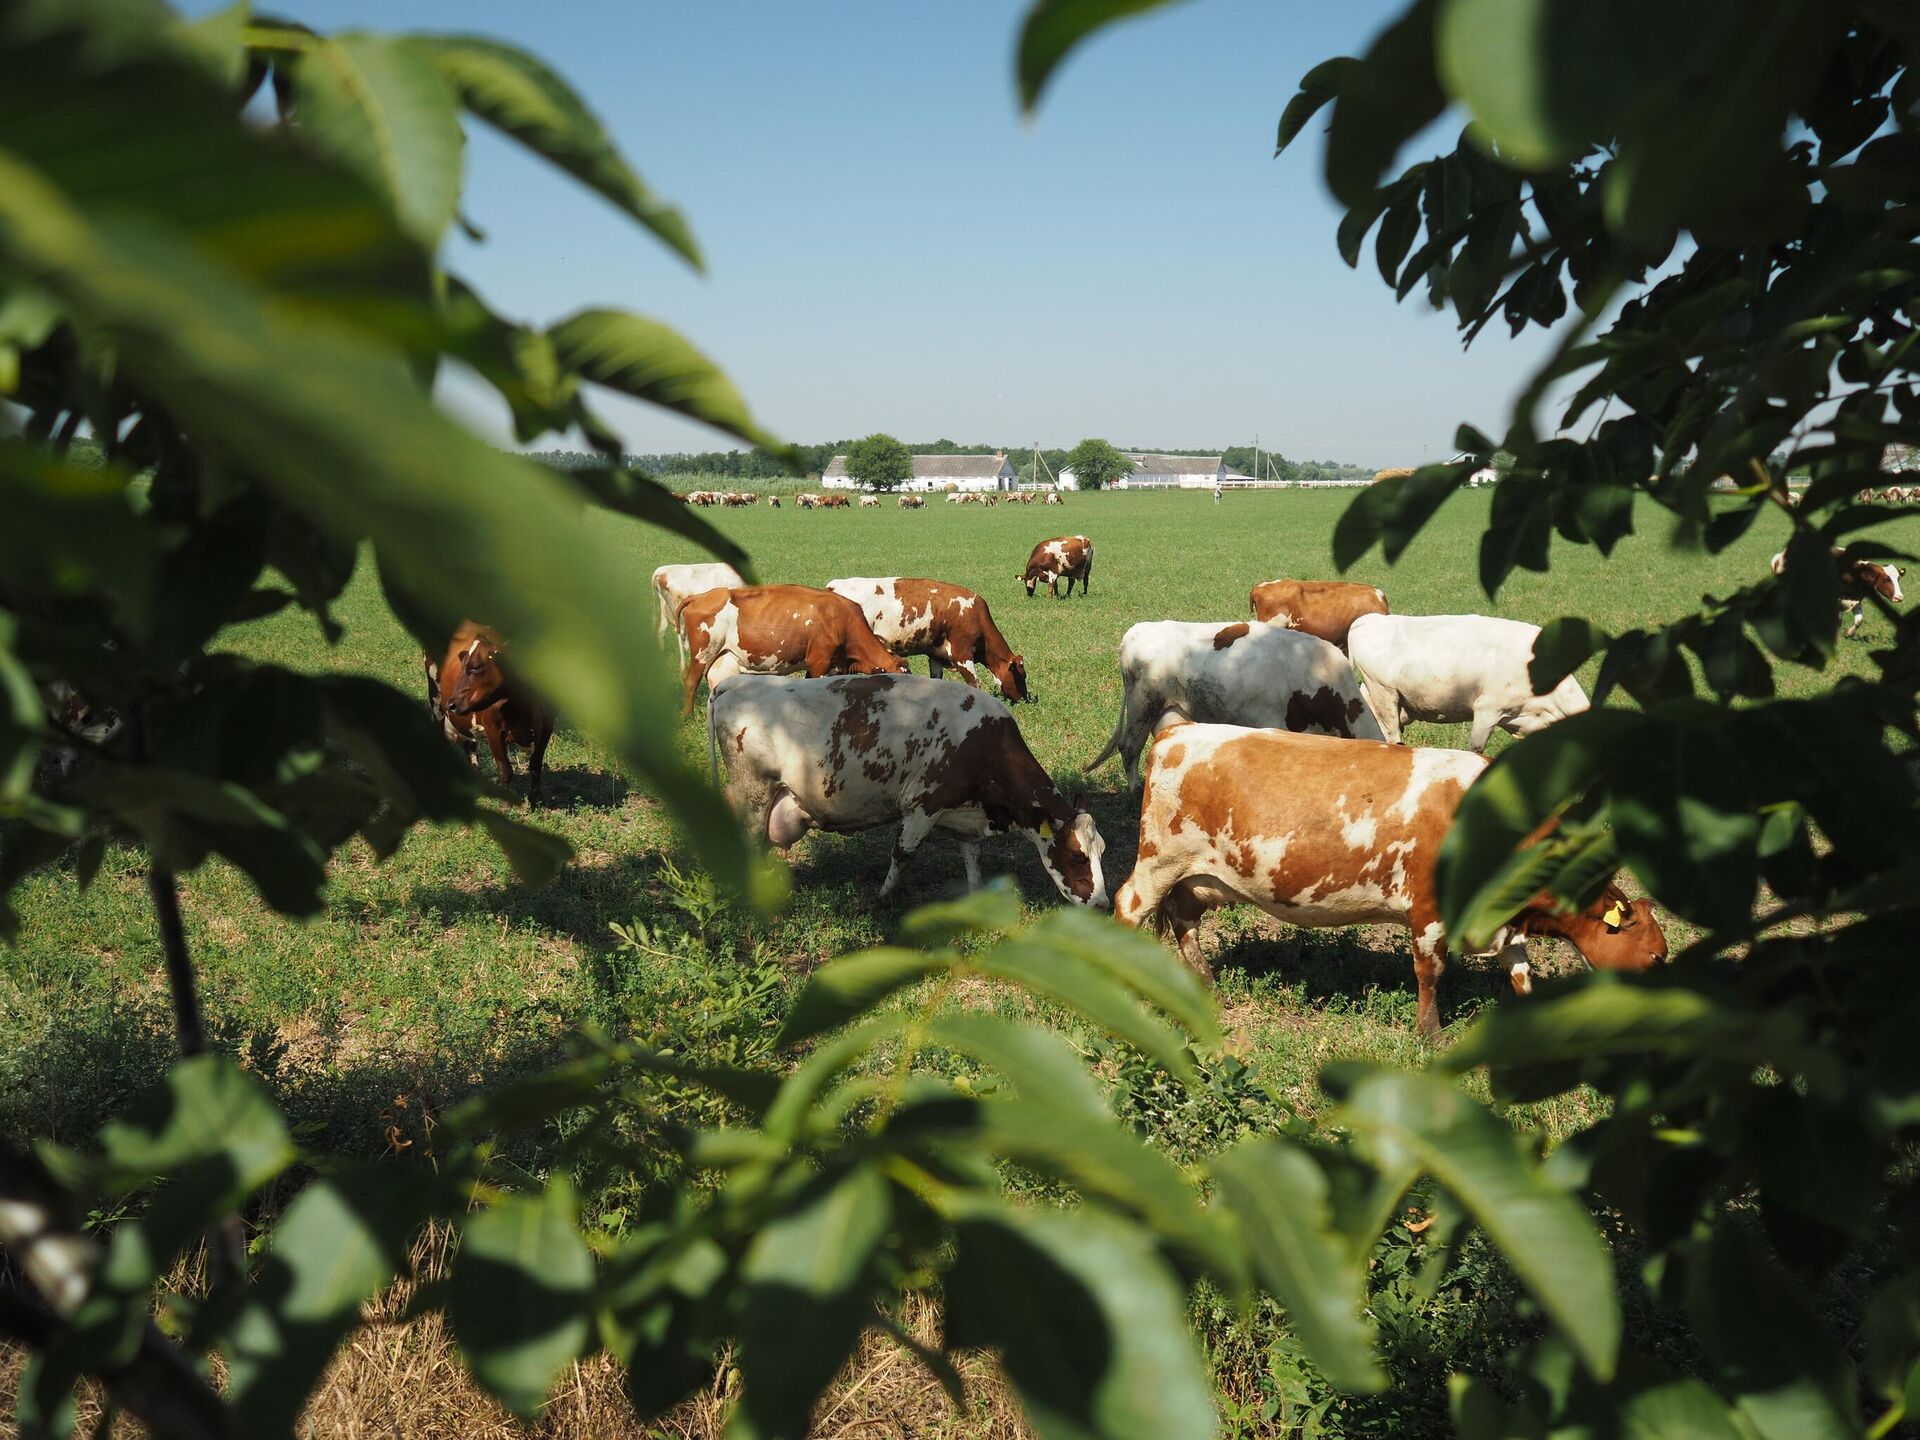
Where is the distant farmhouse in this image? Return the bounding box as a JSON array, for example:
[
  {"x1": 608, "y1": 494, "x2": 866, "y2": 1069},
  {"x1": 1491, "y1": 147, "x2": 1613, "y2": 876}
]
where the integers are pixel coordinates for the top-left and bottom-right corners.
[
  {"x1": 1061, "y1": 453, "x2": 1227, "y2": 490},
  {"x1": 822, "y1": 452, "x2": 1017, "y2": 493}
]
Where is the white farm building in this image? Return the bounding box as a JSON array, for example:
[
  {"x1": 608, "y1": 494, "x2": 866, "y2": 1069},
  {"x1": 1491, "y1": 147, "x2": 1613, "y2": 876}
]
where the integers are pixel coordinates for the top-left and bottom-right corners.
[
  {"x1": 1062, "y1": 453, "x2": 1227, "y2": 490},
  {"x1": 822, "y1": 452, "x2": 1017, "y2": 493}
]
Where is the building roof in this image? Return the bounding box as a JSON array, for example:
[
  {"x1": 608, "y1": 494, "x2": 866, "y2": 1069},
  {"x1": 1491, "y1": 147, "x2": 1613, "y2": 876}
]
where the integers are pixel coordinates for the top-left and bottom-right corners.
[
  {"x1": 823, "y1": 452, "x2": 1011, "y2": 480},
  {"x1": 1125, "y1": 453, "x2": 1223, "y2": 472}
]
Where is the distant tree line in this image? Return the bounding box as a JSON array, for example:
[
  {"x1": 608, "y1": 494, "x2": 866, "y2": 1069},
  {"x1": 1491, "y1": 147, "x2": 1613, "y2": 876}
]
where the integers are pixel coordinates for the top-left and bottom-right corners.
[{"x1": 538, "y1": 441, "x2": 1380, "y2": 485}]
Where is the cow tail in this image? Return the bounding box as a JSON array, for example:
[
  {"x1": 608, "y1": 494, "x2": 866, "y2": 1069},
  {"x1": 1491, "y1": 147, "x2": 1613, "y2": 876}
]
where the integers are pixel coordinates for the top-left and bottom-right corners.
[{"x1": 1084, "y1": 678, "x2": 1128, "y2": 773}]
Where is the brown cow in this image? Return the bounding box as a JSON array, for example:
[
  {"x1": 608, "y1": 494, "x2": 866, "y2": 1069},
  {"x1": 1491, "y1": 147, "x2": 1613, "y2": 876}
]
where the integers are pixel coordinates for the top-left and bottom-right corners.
[
  {"x1": 1249, "y1": 578, "x2": 1389, "y2": 651},
  {"x1": 1022, "y1": 535, "x2": 1094, "y2": 598},
  {"x1": 1114, "y1": 724, "x2": 1667, "y2": 1036},
  {"x1": 434, "y1": 622, "x2": 556, "y2": 805},
  {"x1": 819, "y1": 493, "x2": 851, "y2": 509},
  {"x1": 827, "y1": 577, "x2": 1030, "y2": 701},
  {"x1": 678, "y1": 585, "x2": 908, "y2": 714}
]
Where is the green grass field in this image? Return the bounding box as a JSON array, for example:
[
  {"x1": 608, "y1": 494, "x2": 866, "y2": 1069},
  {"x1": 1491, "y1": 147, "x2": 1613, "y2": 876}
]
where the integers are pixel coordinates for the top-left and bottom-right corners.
[
  {"x1": 5, "y1": 483, "x2": 1909, "y2": 1433},
  {"x1": 6, "y1": 484, "x2": 1898, "y2": 1154}
]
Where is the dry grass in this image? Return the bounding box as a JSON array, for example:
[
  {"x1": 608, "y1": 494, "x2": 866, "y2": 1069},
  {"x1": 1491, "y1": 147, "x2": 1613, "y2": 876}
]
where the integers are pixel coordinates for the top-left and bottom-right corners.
[{"x1": 0, "y1": 1230, "x2": 1032, "y2": 1440}]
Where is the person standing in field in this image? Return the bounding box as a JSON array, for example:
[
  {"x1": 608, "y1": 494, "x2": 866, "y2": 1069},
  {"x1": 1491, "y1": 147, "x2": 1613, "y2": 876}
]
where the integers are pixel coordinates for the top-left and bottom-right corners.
[{"x1": 1213, "y1": 483, "x2": 1222, "y2": 504}]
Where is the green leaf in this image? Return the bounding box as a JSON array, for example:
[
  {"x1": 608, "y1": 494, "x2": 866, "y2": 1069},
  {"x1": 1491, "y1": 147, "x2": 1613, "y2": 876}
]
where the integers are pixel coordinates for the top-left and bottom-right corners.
[
  {"x1": 1277, "y1": 57, "x2": 1358, "y2": 153},
  {"x1": 734, "y1": 1164, "x2": 890, "y2": 1440},
  {"x1": 1529, "y1": 617, "x2": 1610, "y2": 693},
  {"x1": 926, "y1": 1013, "x2": 1112, "y2": 1122},
  {"x1": 1323, "y1": 0, "x2": 1445, "y2": 209},
  {"x1": 281, "y1": 31, "x2": 465, "y2": 247},
  {"x1": 1015, "y1": 0, "x2": 1190, "y2": 113},
  {"x1": 410, "y1": 33, "x2": 700, "y2": 268},
  {"x1": 560, "y1": 465, "x2": 756, "y2": 578},
  {"x1": 1609, "y1": 713, "x2": 1758, "y2": 932},
  {"x1": 225, "y1": 1165, "x2": 426, "y2": 1435},
  {"x1": 777, "y1": 947, "x2": 948, "y2": 1049},
  {"x1": 897, "y1": 878, "x2": 1023, "y2": 947},
  {"x1": 474, "y1": 809, "x2": 572, "y2": 886},
  {"x1": 548, "y1": 308, "x2": 786, "y2": 456},
  {"x1": 1453, "y1": 826, "x2": 1616, "y2": 954},
  {"x1": 0, "y1": 111, "x2": 751, "y2": 890},
  {"x1": 1021, "y1": 906, "x2": 1223, "y2": 1051},
  {"x1": 972, "y1": 936, "x2": 1198, "y2": 1084},
  {"x1": 0, "y1": 441, "x2": 155, "y2": 622},
  {"x1": 1210, "y1": 1138, "x2": 1385, "y2": 1393},
  {"x1": 448, "y1": 1186, "x2": 595, "y2": 1419},
  {"x1": 945, "y1": 1201, "x2": 1213, "y2": 1440},
  {"x1": 95, "y1": 1055, "x2": 293, "y2": 1193},
  {"x1": 1337, "y1": 1067, "x2": 1620, "y2": 1379}
]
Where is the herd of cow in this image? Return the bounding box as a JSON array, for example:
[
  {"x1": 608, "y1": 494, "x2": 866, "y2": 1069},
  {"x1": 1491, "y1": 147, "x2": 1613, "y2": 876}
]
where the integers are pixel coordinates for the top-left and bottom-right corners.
[
  {"x1": 426, "y1": 530, "x2": 1909, "y2": 1035},
  {"x1": 676, "y1": 489, "x2": 1068, "y2": 510}
]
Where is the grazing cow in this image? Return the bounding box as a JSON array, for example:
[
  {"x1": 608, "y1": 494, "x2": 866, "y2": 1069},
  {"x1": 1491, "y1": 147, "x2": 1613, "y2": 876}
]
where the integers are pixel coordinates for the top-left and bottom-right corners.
[
  {"x1": 899, "y1": 495, "x2": 926, "y2": 509},
  {"x1": 710, "y1": 674, "x2": 1106, "y2": 902},
  {"x1": 1347, "y1": 613, "x2": 1589, "y2": 752},
  {"x1": 679, "y1": 584, "x2": 907, "y2": 714},
  {"x1": 1045, "y1": 492, "x2": 1064, "y2": 506},
  {"x1": 436, "y1": 622, "x2": 555, "y2": 805},
  {"x1": 796, "y1": 493, "x2": 821, "y2": 509},
  {"x1": 859, "y1": 495, "x2": 881, "y2": 509},
  {"x1": 826, "y1": 577, "x2": 1030, "y2": 701},
  {"x1": 768, "y1": 496, "x2": 781, "y2": 508},
  {"x1": 652, "y1": 562, "x2": 746, "y2": 662},
  {"x1": 1085, "y1": 620, "x2": 1381, "y2": 789},
  {"x1": 946, "y1": 492, "x2": 965, "y2": 504},
  {"x1": 1249, "y1": 579, "x2": 1389, "y2": 652},
  {"x1": 1770, "y1": 548, "x2": 1906, "y2": 636},
  {"x1": 1022, "y1": 535, "x2": 1094, "y2": 598},
  {"x1": 1115, "y1": 724, "x2": 1668, "y2": 1036},
  {"x1": 820, "y1": 493, "x2": 851, "y2": 510}
]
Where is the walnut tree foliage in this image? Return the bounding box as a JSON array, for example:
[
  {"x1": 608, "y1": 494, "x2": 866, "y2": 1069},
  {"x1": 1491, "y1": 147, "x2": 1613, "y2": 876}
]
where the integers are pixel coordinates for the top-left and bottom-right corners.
[
  {"x1": 1022, "y1": 0, "x2": 1920, "y2": 1434},
  {"x1": 1063, "y1": 437, "x2": 1133, "y2": 490}
]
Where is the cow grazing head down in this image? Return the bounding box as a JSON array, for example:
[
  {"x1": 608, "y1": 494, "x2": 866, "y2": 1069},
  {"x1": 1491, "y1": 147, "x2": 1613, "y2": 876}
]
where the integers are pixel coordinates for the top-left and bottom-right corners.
[
  {"x1": 1030, "y1": 809, "x2": 1107, "y2": 907},
  {"x1": 445, "y1": 632, "x2": 508, "y2": 716},
  {"x1": 1514, "y1": 887, "x2": 1667, "y2": 993},
  {"x1": 997, "y1": 653, "x2": 1030, "y2": 703},
  {"x1": 1021, "y1": 566, "x2": 1053, "y2": 598}
]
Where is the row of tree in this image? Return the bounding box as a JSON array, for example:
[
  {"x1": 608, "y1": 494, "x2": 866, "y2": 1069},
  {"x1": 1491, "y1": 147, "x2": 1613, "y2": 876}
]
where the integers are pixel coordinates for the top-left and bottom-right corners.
[{"x1": 538, "y1": 439, "x2": 1377, "y2": 487}]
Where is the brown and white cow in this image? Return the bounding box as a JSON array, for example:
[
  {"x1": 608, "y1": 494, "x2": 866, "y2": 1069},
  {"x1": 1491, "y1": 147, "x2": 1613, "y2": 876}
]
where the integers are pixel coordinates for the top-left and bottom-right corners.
[
  {"x1": 768, "y1": 495, "x2": 781, "y2": 508},
  {"x1": 1114, "y1": 724, "x2": 1668, "y2": 1036},
  {"x1": 678, "y1": 584, "x2": 907, "y2": 714},
  {"x1": 859, "y1": 495, "x2": 881, "y2": 509},
  {"x1": 1249, "y1": 579, "x2": 1389, "y2": 652},
  {"x1": 1086, "y1": 620, "x2": 1382, "y2": 789},
  {"x1": 1022, "y1": 535, "x2": 1094, "y2": 598},
  {"x1": 1346, "y1": 613, "x2": 1590, "y2": 752},
  {"x1": 796, "y1": 493, "x2": 822, "y2": 509},
  {"x1": 1044, "y1": 492, "x2": 1064, "y2": 505},
  {"x1": 1769, "y1": 548, "x2": 1906, "y2": 636},
  {"x1": 652, "y1": 562, "x2": 746, "y2": 663},
  {"x1": 826, "y1": 577, "x2": 1030, "y2": 701},
  {"x1": 899, "y1": 494, "x2": 926, "y2": 509},
  {"x1": 711, "y1": 674, "x2": 1105, "y2": 902},
  {"x1": 435, "y1": 622, "x2": 556, "y2": 805},
  {"x1": 820, "y1": 493, "x2": 851, "y2": 510}
]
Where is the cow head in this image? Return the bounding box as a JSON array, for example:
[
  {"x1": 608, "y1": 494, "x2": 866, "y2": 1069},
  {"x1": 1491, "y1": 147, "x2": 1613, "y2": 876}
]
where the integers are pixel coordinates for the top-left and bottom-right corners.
[
  {"x1": 445, "y1": 634, "x2": 508, "y2": 716},
  {"x1": 1031, "y1": 810, "x2": 1108, "y2": 907},
  {"x1": 1535, "y1": 889, "x2": 1668, "y2": 976},
  {"x1": 1022, "y1": 566, "x2": 1054, "y2": 598},
  {"x1": 995, "y1": 653, "x2": 1030, "y2": 703},
  {"x1": 1878, "y1": 563, "x2": 1906, "y2": 603}
]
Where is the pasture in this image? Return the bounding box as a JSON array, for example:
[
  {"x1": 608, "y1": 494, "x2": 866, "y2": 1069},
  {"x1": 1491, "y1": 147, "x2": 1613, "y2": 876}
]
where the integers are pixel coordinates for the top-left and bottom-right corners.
[{"x1": 3, "y1": 483, "x2": 1900, "y2": 1434}]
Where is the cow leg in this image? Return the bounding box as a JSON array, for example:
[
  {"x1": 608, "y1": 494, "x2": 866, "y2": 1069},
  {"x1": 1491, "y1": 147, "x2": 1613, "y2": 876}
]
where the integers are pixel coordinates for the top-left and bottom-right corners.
[
  {"x1": 1409, "y1": 904, "x2": 1447, "y2": 1038},
  {"x1": 1500, "y1": 936, "x2": 1533, "y2": 996},
  {"x1": 1164, "y1": 879, "x2": 1212, "y2": 979},
  {"x1": 682, "y1": 650, "x2": 714, "y2": 716},
  {"x1": 1466, "y1": 710, "x2": 1500, "y2": 754},
  {"x1": 938, "y1": 647, "x2": 981, "y2": 687},
  {"x1": 526, "y1": 717, "x2": 553, "y2": 807},
  {"x1": 481, "y1": 713, "x2": 514, "y2": 789},
  {"x1": 1845, "y1": 601, "x2": 1864, "y2": 636},
  {"x1": 1364, "y1": 684, "x2": 1403, "y2": 745},
  {"x1": 928, "y1": 653, "x2": 946, "y2": 681},
  {"x1": 879, "y1": 810, "x2": 938, "y2": 897},
  {"x1": 959, "y1": 839, "x2": 983, "y2": 891}
]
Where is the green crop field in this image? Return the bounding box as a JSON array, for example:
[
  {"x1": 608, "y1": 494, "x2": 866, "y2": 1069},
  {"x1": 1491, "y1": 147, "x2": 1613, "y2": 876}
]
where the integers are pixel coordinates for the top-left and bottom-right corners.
[{"x1": 3, "y1": 483, "x2": 1907, "y2": 1432}]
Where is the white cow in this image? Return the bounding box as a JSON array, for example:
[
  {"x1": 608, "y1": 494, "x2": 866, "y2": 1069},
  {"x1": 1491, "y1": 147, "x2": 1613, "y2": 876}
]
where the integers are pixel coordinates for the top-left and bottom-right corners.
[
  {"x1": 1346, "y1": 613, "x2": 1588, "y2": 752},
  {"x1": 710, "y1": 674, "x2": 1107, "y2": 903},
  {"x1": 1084, "y1": 620, "x2": 1382, "y2": 790},
  {"x1": 652, "y1": 562, "x2": 744, "y2": 663}
]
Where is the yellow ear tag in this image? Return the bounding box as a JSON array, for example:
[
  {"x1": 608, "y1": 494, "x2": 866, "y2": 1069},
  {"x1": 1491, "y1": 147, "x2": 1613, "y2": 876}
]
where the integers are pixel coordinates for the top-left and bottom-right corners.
[
  {"x1": 1602, "y1": 902, "x2": 1625, "y2": 929},
  {"x1": 1038, "y1": 821, "x2": 1055, "y2": 841}
]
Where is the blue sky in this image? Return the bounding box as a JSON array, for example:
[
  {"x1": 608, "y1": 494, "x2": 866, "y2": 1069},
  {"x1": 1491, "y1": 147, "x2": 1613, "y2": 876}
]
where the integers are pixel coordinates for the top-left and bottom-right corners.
[{"x1": 207, "y1": 2, "x2": 1560, "y2": 467}]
